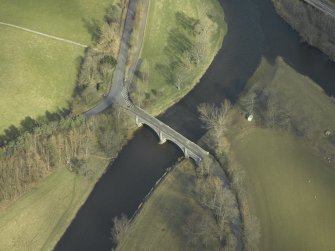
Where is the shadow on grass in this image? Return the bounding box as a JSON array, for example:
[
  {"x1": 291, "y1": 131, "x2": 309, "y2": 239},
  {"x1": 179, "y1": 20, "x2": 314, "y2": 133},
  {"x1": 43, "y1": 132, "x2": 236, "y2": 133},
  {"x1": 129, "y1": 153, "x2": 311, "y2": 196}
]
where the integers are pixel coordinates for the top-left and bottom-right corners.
[{"x1": 0, "y1": 108, "x2": 71, "y2": 147}]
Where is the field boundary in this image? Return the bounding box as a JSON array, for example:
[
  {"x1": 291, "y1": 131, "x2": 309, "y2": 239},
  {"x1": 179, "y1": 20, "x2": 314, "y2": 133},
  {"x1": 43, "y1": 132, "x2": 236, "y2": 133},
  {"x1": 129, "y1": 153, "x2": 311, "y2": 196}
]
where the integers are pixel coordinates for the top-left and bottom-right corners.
[{"x1": 0, "y1": 21, "x2": 87, "y2": 48}]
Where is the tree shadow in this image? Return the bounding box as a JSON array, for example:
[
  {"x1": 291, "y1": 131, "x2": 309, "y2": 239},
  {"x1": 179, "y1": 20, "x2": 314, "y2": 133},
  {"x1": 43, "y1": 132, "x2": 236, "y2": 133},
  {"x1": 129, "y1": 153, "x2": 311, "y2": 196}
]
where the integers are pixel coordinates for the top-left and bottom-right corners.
[
  {"x1": 175, "y1": 12, "x2": 199, "y2": 35},
  {"x1": 164, "y1": 29, "x2": 193, "y2": 60},
  {"x1": 0, "y1": 108, "x2": 70, "y2": 147},
  {"x1": 82, "y1": 18, "x2": 101, "y2": 44}
]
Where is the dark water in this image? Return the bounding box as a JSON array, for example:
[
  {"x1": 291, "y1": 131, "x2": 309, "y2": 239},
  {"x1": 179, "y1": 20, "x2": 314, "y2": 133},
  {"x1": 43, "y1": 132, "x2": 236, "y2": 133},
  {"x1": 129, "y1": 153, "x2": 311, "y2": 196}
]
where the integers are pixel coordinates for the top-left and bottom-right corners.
[{"x1": 55, "y1": 0, "x2": 335, "y2": 250}]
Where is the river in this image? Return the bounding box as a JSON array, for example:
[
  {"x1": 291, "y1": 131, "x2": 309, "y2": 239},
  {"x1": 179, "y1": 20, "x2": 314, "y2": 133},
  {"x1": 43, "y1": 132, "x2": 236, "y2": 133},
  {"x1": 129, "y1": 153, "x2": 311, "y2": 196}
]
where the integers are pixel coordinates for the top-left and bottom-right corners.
[{"x1": 54, "y1": 0, "x2": 335, "y2": 250}]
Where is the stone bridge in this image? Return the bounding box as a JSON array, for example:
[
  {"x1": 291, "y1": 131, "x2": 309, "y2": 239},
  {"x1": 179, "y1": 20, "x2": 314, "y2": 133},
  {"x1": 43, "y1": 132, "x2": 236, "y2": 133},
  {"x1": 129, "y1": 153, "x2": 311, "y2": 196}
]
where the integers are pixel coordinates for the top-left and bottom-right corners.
[
  {"x1": 85, "y1": 0, "x2": 209, "y2": 165},
  {"x1": 127, "y1": 104, "x2": 209, "y2": 165}
]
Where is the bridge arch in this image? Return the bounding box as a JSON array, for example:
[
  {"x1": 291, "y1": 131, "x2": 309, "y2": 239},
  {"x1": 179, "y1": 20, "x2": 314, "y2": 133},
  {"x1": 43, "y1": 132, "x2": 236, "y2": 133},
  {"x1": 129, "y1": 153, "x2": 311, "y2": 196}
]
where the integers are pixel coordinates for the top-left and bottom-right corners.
[{"x1": 135, "y1": 115, "x2": 203, "y2": 164}]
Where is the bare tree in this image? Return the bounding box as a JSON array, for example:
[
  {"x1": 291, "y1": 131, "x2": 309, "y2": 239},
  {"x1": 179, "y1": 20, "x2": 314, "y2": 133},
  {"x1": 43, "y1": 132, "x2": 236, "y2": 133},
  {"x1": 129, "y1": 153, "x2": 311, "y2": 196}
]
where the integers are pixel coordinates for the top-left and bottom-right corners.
[
  {"x1": 192, "y1": 16, "x2": 215, "y2": 66},
  {"x1": 97, "y1": 22, "x2": 120, "y2": 56},
  {"x1": 110, "y1": 214, "x2": 130, "y2": 245},
  {"x1": 198, "y1": 100, "x2": 231, "y2": 139}
]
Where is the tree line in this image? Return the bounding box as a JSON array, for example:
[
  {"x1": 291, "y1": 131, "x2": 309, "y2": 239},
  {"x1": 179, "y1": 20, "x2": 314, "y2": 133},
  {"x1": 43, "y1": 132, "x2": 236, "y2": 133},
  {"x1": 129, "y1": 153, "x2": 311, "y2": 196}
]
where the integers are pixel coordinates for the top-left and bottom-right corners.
[
  {"x1": 198, "y1": 101, "x2": 261, "y2": 251},
  {"x1": 0, "y1": 107, "x2": 132, "y2": 202},
  {"x1": 0, "y1": 1, "x2": 134, "y2": 202},
  {"x1": 273, "y1": 0, "x2": 335, "y2": 61},
  {"x1": 130, "y1": 9, "x2": 220, "y2": 109}
]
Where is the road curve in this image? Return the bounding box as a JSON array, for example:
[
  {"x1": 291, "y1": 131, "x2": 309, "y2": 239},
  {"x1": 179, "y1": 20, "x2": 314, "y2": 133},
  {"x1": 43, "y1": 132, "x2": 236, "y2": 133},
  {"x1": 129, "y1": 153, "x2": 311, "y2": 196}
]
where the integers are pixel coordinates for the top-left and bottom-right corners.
[{"x1": 84, "y1": 0, "x2": 137, "y2": 116}]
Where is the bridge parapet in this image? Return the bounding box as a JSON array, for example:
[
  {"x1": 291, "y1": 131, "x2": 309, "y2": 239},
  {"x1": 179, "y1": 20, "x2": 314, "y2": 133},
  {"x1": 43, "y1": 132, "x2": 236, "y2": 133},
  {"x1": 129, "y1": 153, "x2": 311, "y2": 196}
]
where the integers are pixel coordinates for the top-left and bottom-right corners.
[{"x1": 133, "y1": 110, "x2": 208, "y2": 165}]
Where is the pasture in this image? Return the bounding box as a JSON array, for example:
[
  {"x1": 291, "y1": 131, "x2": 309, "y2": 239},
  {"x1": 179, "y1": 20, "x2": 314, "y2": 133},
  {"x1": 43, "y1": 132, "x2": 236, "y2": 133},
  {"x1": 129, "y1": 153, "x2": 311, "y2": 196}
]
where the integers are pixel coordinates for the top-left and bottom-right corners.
[{"x1": 0, "y1": 0, "x2": 113, "y2": 133}]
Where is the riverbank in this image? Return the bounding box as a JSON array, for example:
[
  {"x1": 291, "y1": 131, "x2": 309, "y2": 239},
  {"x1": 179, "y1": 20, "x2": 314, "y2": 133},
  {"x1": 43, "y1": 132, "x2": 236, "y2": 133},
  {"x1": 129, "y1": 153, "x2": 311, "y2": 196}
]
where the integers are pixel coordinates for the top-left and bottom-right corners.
[
  {"x1": 272, "y1": 0, "x2": 335, "y2": 61},
  {"x1": 130, "y1": 0, "x2": 227, "y2": 116},
  {"x1": 0, "y1": 0, "x2": 227, "y2": 250},
  {"x1": 0, "y1": 158, "x2": 108, "y2": 251},
  {"x1": 117, "y1": 158, "x2": 240, "y2": 251},
  {"x1": 0, "y1": 110, "x2": 136, "y2": 251},
  {"x1": 117, "y1": 160, "x2": 212, "y2": 250},
  {"x1": 224, "y1": 56, "x2": 335, "y2": 250}
]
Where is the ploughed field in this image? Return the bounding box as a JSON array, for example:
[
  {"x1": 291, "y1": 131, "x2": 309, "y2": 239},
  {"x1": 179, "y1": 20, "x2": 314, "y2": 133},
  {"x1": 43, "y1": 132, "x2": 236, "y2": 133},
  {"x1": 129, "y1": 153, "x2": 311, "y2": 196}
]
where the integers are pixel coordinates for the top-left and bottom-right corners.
[{"x1": 0, "y1": 0, "x2": 112, "y2": 133}]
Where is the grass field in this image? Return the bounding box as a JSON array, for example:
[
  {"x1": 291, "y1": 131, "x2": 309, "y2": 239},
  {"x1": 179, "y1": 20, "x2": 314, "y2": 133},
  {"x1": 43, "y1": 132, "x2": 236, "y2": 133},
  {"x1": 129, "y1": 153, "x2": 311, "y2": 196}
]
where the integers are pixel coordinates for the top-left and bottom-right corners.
[
  {"x1": 0, "y1": 0, "x2": 113, "y2": 133},
  {"x1": 139, "y1": 0, "x2": 226, "y2": 115},
  {"x1": 231, "y1": 128, "x2": 335, "y2": 251},
  {"x1": 118, "y1": 160, "x2": 218, "y2": 251},
  {"x1": 0, "y1": 157, "x2": 109, "y2": 251},
  {"x1": 246, "y1": 57, "x2": 335, "y2": 134},
  {"x1": 0, "y1": 0, "x2": 113, "y2": 45},
  {"x1": 226, "y1": 57, "x2": 335, "y2": 250},
  {"x1": 0, "y1": 26, "x2": 83, "y2": 132}
]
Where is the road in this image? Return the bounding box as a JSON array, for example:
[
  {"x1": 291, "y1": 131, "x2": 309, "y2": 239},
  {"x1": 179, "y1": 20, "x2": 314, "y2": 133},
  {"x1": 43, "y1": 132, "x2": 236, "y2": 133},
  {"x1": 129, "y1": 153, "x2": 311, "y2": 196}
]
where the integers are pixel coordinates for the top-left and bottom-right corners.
[
  {"x1": 84, "y1": 0, "x2": 137, "y2": 116},
  {"x1": 304, "y1": 0, "x2": 335, "y2": 17},
  {"x1": 84, "y1": 0, "x2": 208, "y2": 164}
]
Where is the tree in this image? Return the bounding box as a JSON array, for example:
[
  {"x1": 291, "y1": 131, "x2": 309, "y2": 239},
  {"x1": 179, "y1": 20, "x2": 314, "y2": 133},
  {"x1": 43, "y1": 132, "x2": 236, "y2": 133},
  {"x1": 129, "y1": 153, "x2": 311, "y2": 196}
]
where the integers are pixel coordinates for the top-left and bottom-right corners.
[
  {"x1": 183, "y1": 212, "x2": 217, "y2": 249},
  {"x1": 173, "y1": 54, "x2": 192, "y2": 90},
  {"x1": 110, "y1": 214, "x2": 130, "y2": 245},
  {"x1": 197, "y1": 156, "x2": 212, "y2": 177},
  {"x1": 97, "y1": 22, "x2": 120, "y2": 56},
  {"x1": 191, "y1": 16, "x2": 215, "y2": 66},
  {"x1": 198, "y1": 100, "x2": 231, "y2": 140}
]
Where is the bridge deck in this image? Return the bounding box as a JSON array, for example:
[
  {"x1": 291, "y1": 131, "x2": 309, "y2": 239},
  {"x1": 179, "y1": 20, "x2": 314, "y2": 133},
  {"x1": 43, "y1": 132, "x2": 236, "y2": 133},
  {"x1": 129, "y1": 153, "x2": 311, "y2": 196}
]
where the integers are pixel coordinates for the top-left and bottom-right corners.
[{"x1": 124, "y1": 103, "x2": 209, "y2": 160}]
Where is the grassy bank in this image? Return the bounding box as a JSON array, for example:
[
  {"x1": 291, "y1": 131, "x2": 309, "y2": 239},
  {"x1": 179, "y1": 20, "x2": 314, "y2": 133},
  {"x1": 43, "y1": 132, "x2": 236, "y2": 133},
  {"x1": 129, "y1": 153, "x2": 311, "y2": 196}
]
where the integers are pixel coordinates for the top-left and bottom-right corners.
[
  {"x1": 272, "y1": 0, "x2": 335, "y2": 61},
  {"x1": 0, "y1": 0, "x2": 227, "y2": 249},
  {"x1": 117, "y1": 160, "x2": 221, "y2": 251},
  {"x1": 243, "y1": 57, "x2": 335, "y2": 157},
  {"x1": 132, "y1": 0, "x2": 227, "y2": 115},
  {"x1": 0, "y1": 158, "x2": 108, "y2": 251},
  {"x1": 0, "y1": 0, "x2": 113, "y2": 133},
  {"x1": 225, "y1": 57, "x2": 335, "y2": 250}
]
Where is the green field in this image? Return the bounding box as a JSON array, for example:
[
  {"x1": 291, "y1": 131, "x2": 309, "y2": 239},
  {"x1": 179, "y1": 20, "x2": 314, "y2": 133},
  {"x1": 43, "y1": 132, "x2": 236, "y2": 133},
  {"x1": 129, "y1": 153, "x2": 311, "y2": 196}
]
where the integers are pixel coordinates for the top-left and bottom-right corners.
[
  {"x1": 118, "y1": 160, "x2": 218, "y2": 251},
  {"x1": 0, "y1": 0, "x2": 113, "y2": 133},
  {"x1": 227, "y1": 57, "x2": 335, "y2": 250},
  {"x1": 0, "y1": 0, "x2": 113, "y2": 45},
  {"x1": 246, "y1": 57, "x2": 335, "y2": 134},
  {"x1": 231, "y1": 128, "x2": 335, "y2": 251},
  {"x1": 0, "y1": 157, "x2": 109, "y2": 251},
  {"x1": 139, "y1": 0, "x2": 226, "y2": 115}
]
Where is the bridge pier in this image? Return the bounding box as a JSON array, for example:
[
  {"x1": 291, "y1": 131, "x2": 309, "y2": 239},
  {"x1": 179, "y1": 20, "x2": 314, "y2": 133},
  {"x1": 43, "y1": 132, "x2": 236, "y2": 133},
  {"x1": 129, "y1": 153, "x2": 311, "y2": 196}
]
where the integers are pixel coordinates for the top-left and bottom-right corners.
[
  {"x1": 135, "y1": 116, "x2": 143, "y2": 127},
  {"x1": 184, "y1": 148, "x2": 190, "y2": 159},
  {"x1": 159, "y1": 131, "x2": 166, "y2": 144},
  {"x1": 131, "y1": 109, "x2": 208, "y2": 166}
]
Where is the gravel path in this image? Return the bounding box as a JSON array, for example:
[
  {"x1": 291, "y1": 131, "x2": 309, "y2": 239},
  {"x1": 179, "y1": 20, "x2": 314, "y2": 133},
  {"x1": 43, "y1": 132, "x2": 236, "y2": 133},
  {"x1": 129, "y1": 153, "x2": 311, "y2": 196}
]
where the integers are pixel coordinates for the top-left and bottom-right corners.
[{"x1": 0, "y1": 21, "x2": 87, "y2": 48}]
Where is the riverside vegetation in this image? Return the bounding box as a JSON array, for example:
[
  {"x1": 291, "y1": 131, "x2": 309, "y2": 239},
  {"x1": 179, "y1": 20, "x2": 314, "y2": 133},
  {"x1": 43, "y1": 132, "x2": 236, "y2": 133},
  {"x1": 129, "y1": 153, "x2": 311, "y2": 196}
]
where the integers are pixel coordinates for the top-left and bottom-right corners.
[
  {"x1": 272, "y1": 0, "x2": 335, "y2": 61},
  {"x1": 0, "y1": 0, "x2": 228, "y2": 250},
  {"x1": 118, "y1": 56, "x2": 335, "y2": 250},
  {"x1": 117, "y1": 159, "x2": 240, "y2": 251},
  {"x1": 129, "y1": 0, "x2": 226, "y2": 115},
  {"x1": 223, "y1": 57, "x2": 335, "y2": 250}
]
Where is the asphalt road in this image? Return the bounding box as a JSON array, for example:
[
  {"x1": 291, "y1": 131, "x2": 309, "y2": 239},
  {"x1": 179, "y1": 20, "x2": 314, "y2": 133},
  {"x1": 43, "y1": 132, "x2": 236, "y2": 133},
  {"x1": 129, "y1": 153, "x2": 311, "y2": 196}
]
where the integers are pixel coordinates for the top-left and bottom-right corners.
[
  {"x1": 304, "y1": 0, "x2": 335, "y2": 17},
  {"x1": 84, "y1": 0, "x2": 137, "y2": 116}
]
